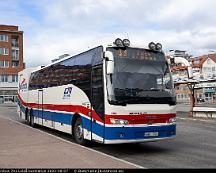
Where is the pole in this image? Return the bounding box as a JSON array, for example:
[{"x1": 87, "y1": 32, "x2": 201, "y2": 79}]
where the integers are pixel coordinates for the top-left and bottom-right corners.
[{"x1": 187, "y1": 83, "x2": 196, "y2": 117}]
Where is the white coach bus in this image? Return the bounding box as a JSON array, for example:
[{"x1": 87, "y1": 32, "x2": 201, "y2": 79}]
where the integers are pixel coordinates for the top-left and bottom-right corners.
[{"x1": 17, "y1": 39, "x2": 177, "y2": 145}]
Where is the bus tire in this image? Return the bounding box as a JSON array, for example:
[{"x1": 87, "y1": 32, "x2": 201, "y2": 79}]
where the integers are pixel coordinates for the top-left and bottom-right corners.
[{"x1": 73, "y1": 117, "x2": 87, "y2": 145}]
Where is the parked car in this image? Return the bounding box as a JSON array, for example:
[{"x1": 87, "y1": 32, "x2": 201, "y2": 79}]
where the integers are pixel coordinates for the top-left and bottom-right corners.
[{"x1": 197, "y1": 97, "x2": 205, "y2": 102}]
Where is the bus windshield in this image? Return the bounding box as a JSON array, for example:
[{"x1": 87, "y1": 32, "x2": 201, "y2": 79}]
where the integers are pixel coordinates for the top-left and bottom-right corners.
[{"x1": 106, "y1": 47, "x2": 176, "y2": 105}]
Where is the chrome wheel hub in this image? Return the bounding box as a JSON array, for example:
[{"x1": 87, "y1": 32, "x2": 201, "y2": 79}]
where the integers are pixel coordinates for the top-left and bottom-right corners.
[{"x1": 75, "y1": 124, "x2": 83, "y2": 139}]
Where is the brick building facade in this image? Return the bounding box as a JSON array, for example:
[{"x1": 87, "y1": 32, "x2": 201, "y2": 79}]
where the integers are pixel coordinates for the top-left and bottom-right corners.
[{"x1": 0, "y1": 25, "x2": 25, "y2": 102}]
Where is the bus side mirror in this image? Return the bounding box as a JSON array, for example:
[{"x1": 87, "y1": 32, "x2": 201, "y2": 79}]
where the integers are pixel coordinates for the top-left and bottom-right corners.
[
  {"x1": 107, "y1": 61, "x2": 114, "y2": 75},
  {"x1": 104, "y1": 51, "x2": 114, "y2": 75}
]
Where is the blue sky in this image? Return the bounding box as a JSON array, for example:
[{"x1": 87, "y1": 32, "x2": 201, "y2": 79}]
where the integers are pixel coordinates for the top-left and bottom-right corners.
[{"x1": 1, "y1": 0, "x2": 216, "y2": 67}]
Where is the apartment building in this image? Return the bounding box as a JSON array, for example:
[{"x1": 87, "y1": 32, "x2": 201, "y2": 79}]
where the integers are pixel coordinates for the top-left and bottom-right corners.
[{"x1": 0, "y1": 25, "x2": 25, "y2": 102}]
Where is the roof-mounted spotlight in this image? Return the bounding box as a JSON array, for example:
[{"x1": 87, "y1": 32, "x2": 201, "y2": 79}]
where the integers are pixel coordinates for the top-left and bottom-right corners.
[
  {"x1": 114, "y1": 38, "x2": 123, "y2": 47},
  {"x1": 123, "y1": 39, "x2": 130, "y2": 47},
  {"x1": 148, "y1": 42, "x2": 156, "y2": 51},
  {"x1": 156, "y1": 43, "x2": 162, "y2": 51}
]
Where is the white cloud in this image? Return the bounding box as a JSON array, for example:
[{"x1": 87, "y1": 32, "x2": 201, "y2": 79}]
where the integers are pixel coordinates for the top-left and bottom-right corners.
[{"x1": 1, "y1": 0, "x2": 216, "y2": 67}]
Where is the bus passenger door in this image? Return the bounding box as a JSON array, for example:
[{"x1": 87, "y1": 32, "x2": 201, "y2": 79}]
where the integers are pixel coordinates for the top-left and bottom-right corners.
[
  {"x1": 38, "y1": 89, "x2": 43, "y2": 125},
  {"x1": 91, "y1": 65, "x2": 105, "y2": 143}
]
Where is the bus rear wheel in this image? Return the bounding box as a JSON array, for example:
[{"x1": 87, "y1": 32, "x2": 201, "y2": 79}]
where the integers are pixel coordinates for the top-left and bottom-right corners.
[{"x1": 73, "y1": 117, "x2": 87, "y2": 145}]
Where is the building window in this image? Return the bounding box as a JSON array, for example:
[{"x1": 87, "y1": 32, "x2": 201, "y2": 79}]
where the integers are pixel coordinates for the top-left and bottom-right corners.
[
  {"x1": 0, "y1": 60, "x2": 9, "y2": 68},
  {"x1": 212, "y1": 67, "x2": 215, "y2": 71},
  {"x1": 12, "y1": 39, "x2": 19, "y2": 47},
  {"x1": 12, "y1": 75, "x2": 18, "y2": 82},
  {"x1": 0, "y1": 35, "x2": 8, "y2": 42},
  {"x1": 12, "y1": 50, "x2": 19, "y2": 60},
  {"x1": 12, "y1": 61, "x2": 19, "y2": 67},
  {"x1": 0, "y1": 47, "x2": 9, "y2": 55},
  {"x1": 0, "y1": 75, "x2": 8, "y2": 82},
  {"x1": 11, "y1": 35, "x2": 19, "y2": 47},
  {"x1": 207, "y1": 59, "x2": 211, "y2": 64}
]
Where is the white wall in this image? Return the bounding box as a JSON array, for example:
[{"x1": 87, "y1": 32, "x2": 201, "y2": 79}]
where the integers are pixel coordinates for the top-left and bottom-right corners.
[{"x1": 202, "y1": 58, "x2": 216, "y2": 78}]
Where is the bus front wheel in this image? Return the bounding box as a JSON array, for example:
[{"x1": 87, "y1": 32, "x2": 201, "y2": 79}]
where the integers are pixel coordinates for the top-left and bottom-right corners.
[{"x1": 73, "y1": 117, "x2": 87, "y2": 145}]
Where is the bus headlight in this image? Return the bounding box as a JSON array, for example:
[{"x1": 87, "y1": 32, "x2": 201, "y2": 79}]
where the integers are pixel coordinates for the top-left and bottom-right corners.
[
  {"x1": 110, "y1": 118, "x2": 129, "y2": 125},
  {"x1": 168, "y1": 117, "x2": 176, "y2": 124}
]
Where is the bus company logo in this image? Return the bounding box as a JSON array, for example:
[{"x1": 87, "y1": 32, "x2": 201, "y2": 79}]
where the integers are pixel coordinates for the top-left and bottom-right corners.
[
  {"x1": 19, "y1": 78, "x2": 27, "y2": 91},
  {"x1": 63, "y1": 87, "x2": 72, "y2": 99}
]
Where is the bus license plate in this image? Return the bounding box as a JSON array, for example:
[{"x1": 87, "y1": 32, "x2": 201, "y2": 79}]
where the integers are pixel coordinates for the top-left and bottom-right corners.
[{"x1": 144, "y1": 132, "x2": 159, "y2": 137}]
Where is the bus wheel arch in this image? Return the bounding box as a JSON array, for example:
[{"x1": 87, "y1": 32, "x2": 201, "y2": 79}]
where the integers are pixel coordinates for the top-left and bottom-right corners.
[{"x1": 72, "y1": 113, "x2": 80, "y2": 129}]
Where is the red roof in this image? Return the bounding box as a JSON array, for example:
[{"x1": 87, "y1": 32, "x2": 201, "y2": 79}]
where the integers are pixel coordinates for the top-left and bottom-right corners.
[
  {"x1": 191, "y1": 53, "x2": 216, "y2": 68},
  {"x1": 168, "y1": 53, "x2": 216, "y2": 72},
  {"x1": 208, "y1": 53, "x2": 216, "y2": 63},
  {"x1": 191, "y1": 56, "x2": 207, "y2": 68}
]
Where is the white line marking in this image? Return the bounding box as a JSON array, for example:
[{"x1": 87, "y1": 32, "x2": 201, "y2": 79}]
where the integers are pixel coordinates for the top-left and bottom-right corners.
[{"x1": 0, "y1": 116, "x2": 145, "y2": 169}]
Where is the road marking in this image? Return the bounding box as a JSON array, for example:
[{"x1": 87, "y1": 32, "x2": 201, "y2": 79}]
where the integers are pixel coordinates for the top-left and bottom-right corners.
[{"x1": 0, "y1": 116, "x2": 145, "y2": 169}]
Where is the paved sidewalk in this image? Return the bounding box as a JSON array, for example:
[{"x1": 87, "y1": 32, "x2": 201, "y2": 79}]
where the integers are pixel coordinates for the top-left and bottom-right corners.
[{"x1": 0, "y1": 117, "x2": 139, "y2": 168}]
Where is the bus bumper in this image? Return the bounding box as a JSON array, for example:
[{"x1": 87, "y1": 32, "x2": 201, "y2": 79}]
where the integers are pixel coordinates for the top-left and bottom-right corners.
[{"x1": 103, "y1": 124, "x2": 176, "y2": 144}]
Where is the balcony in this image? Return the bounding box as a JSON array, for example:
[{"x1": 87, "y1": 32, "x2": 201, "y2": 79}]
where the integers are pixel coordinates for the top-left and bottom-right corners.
[
  {"x1": 11, "y1": 37, "x2": 19, "y2": 48},
  {"x1": 12, "y1": 49, "x2": 19, "y2": 61},
  {"x1": 12, "y1": 56, "x2": 19, "y2": 61},
  {"x1": 12, "y1": 42, "x2": 19, "y2": 47},
  {"x1": 12, "y1": 61, "x2": 19, "y2": 67}
]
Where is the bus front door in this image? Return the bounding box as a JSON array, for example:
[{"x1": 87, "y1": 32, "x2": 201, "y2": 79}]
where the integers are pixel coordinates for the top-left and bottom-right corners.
[
  {"x1": 38, "y1": 89, "x2": 43, "y2": 125},
  {"x1": 91, "y1": 65, "x2": 105, "y2": 143}
]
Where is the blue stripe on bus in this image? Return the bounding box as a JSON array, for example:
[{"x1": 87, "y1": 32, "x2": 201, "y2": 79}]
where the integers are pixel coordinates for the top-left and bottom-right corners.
[{"x1": 32, "y1": 109, "x2": 73, "y2": 125}]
